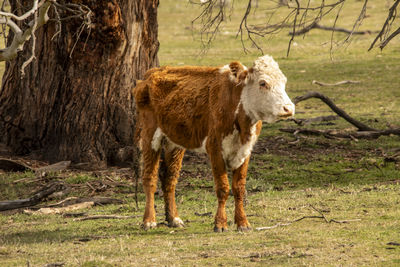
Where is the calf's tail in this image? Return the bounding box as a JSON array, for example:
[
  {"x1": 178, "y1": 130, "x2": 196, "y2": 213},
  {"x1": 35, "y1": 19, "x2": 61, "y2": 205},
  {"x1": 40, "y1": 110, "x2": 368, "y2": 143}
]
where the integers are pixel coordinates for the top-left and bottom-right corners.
[{"x1": 133, "y1": 80, "x2": 151, "y2": 109}]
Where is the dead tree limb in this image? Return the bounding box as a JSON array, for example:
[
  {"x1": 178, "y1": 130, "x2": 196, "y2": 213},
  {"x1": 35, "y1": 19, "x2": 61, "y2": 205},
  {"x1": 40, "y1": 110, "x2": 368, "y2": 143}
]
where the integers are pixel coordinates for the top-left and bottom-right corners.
[
  {"x1": 0, "y1": 182, "x2": 65, "y2": 211},
  {"x1": 293, "y1": 91, "x2": 376, "y2": 131},
  {"x1": 35, "y1": 161, "x2": 71, "y2": 173},
  {"x1": 46, "y1": 196, "x2": 123, "y2": 208}
]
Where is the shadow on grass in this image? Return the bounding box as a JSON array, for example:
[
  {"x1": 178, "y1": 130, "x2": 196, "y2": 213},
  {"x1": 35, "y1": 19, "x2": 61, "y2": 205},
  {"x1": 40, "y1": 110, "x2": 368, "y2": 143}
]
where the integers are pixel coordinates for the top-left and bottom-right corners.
[{"x1": 0, "y1": 218, "x2": 214, "y2": 245}]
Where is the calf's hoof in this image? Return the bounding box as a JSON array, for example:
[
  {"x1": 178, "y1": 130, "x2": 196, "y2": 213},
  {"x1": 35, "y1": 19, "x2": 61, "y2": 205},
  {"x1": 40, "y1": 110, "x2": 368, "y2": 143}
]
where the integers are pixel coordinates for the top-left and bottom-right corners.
[
  {"x1": 142, "y1": 221, "x2": 157, "y2": 230},
  {"x1": 213, "y1": 226, "x2": 228, "y2": 233},
  {"x1": 169, "y1": 217, "x2": 185, "y2": 228},
  {"x1": 237, "y1": 225, "x2": 252, "y2": 232}
]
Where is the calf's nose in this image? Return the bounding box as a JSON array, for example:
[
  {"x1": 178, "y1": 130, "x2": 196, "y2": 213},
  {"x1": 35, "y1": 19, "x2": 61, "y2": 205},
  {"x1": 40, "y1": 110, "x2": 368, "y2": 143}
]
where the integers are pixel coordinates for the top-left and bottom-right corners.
[{"x1": 282, "y1": 104, "x2": 295, "y2": 117}]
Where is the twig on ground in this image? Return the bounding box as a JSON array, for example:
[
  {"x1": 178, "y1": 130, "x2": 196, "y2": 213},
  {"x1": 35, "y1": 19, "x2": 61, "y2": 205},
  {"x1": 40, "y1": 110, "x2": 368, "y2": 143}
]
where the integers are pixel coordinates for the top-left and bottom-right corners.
[
  {"x1": 86, "y1": 181, "x2": 96, "y2": 192},
  {"x1": 74, "y1": 214, "x2": 141, "y2": 221},
  {"x1": 62, "y1": 212, "x2": 87, "y2": 218},
  {"x1": 194, "y1": 211, "x2": 213, "y2": 217},
  {"x1": 256, "y1": 212, "x2": 361, "y2": 231},
  {"x1": 312, "y1": 80, "x2": 360, "y2": 86},
  {"x1": 42, "y1": 263, "x2": 65, "y2": 267},
  {"x1": 290, "y1": 115, "x2": 339, "y2": 126}
]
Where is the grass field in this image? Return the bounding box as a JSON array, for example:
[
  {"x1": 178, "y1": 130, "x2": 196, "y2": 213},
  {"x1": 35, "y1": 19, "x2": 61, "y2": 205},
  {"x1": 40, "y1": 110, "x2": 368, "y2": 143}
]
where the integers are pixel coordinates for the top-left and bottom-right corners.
[{"x1": 1, "y1": 0, "x2": 400, "y2": 266}]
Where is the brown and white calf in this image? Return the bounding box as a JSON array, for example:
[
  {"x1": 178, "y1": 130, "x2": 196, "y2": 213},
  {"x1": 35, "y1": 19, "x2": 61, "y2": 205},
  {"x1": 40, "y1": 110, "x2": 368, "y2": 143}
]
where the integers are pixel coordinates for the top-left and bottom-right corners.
[{"x1": 133, "y1": 55, "x2": 294, "y2": 232}]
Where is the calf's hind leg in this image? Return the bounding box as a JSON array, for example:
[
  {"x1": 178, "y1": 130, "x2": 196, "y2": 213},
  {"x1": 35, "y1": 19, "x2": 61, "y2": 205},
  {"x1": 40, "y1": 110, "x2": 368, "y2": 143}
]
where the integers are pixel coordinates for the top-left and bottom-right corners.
[
  {"x1": 141, "y1": 129, "x2": 161, "y2": 230},
  {"x1": 159, "y1": 143, "x2": 185, "y2": 227}
]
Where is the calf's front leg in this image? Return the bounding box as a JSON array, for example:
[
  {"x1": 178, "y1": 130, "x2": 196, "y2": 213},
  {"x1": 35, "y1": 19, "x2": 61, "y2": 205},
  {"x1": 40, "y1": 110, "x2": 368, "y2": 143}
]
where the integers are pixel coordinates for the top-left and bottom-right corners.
[
  {"x1": 160, "y1": 145, "x2": 185, "y2": 228},
  {"x1": 232, "y1": 156, "x2": 251, "y2": 231},
  {"x1": 208, "y1": 146, "x2": 230, "y2": 232}
]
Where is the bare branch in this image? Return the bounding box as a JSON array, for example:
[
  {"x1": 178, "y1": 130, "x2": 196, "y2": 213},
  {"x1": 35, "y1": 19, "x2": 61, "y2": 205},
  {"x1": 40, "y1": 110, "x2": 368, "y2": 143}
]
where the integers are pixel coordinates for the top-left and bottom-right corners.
[
  {"x1": 369, "y1": 0, "x2": 400, "y2": 50},
  {"x1": 280, "y1": 128, "x2": 400, "y2": 139},
  {"x1": 0, "y1": 0, "x2": 40, "y2": 21},
  {"x1": 378, "y1": 26, "x2": 400, "y2": 50},
  {"x1": 192, "y1": 0, "x2": 399, "y2": 54},
  {"x1": 0, "y1": 0, "x2": 92, "y2": 74},
  {"x1": 21, "y1": 3, "x2": 39, "y2": 77},
  {"x1": 0, "y1": 0, "x2": 51, "y2": 62},
  {"x1": 191, "y1": 0, "x2": 229, "y2": 52},
  {"x1": 287, "y1": 0, "x2": 300, "y2": 56}
]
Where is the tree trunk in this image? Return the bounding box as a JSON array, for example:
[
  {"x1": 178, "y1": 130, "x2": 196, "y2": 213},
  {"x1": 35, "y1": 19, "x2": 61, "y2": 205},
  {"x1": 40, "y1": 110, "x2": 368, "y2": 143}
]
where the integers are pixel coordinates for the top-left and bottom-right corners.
[{"x1": 0, "y1": 0, "x2": 159, "y2": 168}]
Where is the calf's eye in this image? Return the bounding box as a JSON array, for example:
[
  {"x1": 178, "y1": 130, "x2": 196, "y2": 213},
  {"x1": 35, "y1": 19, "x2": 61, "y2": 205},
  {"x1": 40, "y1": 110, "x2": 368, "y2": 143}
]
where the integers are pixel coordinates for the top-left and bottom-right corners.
[{"x1": 259, "y1": 80, "x2": 270, "y2": 89}]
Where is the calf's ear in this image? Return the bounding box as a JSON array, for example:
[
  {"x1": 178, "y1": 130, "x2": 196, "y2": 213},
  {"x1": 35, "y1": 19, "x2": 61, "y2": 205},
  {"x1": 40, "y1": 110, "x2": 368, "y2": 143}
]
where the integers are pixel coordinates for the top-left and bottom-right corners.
[
  {"x1": 237, "y1": 69, "x2": 250, "y2": 85},
  {"x1": 229, "y1": 61, "x2": 244, "y2": 78}
]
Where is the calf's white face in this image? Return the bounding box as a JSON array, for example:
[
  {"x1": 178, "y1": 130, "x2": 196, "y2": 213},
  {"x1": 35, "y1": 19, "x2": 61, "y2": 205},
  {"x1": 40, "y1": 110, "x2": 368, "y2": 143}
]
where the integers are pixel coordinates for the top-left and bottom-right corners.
[{"x1": 240, "y1": 55, "x2": 295, "y2": 123}]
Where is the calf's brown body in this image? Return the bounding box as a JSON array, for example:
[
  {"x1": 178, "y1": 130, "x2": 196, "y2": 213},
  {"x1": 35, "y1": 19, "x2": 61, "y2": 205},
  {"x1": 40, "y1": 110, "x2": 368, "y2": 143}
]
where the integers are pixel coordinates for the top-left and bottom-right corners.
[{"x1": 133, "y1": 56, "x2": 294, "y2": 231}]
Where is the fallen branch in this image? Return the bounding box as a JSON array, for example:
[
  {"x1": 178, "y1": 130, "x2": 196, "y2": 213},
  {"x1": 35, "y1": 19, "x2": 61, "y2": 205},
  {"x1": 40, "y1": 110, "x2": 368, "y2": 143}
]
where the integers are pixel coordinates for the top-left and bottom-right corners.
[
  {"x1": 35, "y1": 161, "x2": 71, "y2": 174},
  {"x1": 312, "y1": 80, "x2": 360, "y2": 86},
  {"x1": 280, "y1": 128, "x2": 400, "y2": 139},
  {"x1": 0, "y1": 182, "x2": 65, "y2": 211},
  {"x1": 293, "y1": 91, "x2": 376, "y2": 131}
]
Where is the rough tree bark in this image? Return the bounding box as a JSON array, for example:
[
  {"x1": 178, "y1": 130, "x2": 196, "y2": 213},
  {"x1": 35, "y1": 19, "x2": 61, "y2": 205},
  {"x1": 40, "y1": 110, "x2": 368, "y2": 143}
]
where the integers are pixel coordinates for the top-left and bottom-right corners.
[{"x1": 0, "y1": 0, "x2": 159, "y2": 168}]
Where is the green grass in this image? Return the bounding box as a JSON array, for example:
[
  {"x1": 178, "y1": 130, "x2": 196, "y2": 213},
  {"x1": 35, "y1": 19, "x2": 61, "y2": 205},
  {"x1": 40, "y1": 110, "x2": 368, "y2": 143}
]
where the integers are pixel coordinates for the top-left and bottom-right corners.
[{"x1": 1, "y1": 0, "x2": 400, "y2": 266}]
